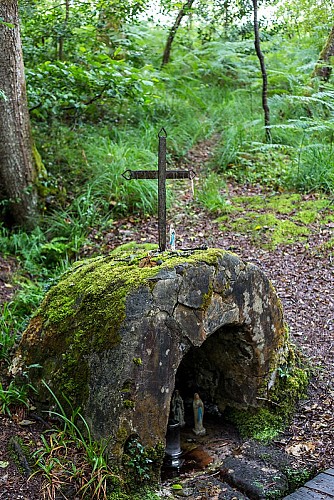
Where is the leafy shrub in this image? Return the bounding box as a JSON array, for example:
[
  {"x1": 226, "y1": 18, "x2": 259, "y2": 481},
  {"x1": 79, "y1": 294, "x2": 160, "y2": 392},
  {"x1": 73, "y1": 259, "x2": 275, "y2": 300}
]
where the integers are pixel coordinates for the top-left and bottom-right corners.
[{"x1": 27, "y1": 55, "x2": 158, "y2": 122}]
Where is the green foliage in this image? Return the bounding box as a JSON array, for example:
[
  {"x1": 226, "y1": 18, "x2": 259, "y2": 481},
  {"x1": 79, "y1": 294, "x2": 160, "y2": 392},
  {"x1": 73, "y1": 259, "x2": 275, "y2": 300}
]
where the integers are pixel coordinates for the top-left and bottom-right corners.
[
  {"x1": 215, "y1": 190, "x2": 334, "y2": 249},
  {"x1": 27, "y1": 57, "x2": 158, "y2": 122},
  {"x1": 1, "y1": 7, "x2": 333, "y2": 496},
  {"x1": 284, "y1": 467, "x2": 315, "y2": 492},
  {"x1": 0, "y1": 224, "x2": 75, "y2": 364},
  {"x1": 122, "y1": 436, "x2": 164, "y2": 490},
  {"x1": 196, "y1": 172, "x2": 227, "y2": 213},
  {"x1": 32, "y1": 382, "x2": 161, "y2": 498},
  {"x1": 123, "y1": 437, "x2": 153, "y2": 483},
  {"x1": 228, "y1": 407, "x2": 285, "y2": 443},
  {"x1": 2, "y1": 0, "x2": 331, "y2": 348},
  {"x1": 33, "y1": 381, "x2": 121, "y2": 499},
  {"x1": 0, "y1": 303, "x2": 19, "y2": 363},
  {"x1": 0, "y1": 381, "x2": 31, "y2": 416},
  {"x1": 0, "y1": 224, "x2": 72, "y2": 278},
  {"x1": 289, "y1": 144, "x2": 334, "y2": 192}
]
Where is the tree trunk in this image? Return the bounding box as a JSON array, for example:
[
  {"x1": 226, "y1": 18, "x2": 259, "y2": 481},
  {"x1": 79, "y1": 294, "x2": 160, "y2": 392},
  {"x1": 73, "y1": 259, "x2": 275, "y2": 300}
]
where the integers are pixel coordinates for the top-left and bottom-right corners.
[
  {"x1": 252, "y1": 0, "x2": 271, "y2": 142},
  {"x1": 58, "y1": 0, "x2": 70, "y2": 60},
  {"x1": 0, "y1": 0, "x2": 39, "y2": 229},
  {"x1": 161, "y1": 0, "x2": 194, "y2": 67},
  {"x1": 312, "y1": 25, "x2": 334, "y2": 82}
]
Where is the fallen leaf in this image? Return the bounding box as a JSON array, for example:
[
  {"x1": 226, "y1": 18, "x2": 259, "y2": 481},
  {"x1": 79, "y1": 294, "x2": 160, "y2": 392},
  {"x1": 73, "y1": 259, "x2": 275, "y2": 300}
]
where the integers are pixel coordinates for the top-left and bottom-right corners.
[
  {"x1": 18, "y1": 419, "x2": 35, "y2": 426},
  {"x1": 286, "y1": 442, "x2": 316, "y2": 456}
]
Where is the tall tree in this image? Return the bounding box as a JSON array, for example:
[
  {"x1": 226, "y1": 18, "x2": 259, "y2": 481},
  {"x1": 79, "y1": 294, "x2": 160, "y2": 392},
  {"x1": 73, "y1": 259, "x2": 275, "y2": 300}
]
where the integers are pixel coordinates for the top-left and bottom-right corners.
[
  {"x1": 0, "y1": 0, "x2": 39, "y2": 229},
  {"x1": 312, "y1": 25, "x2": 334, "y2": 82},
  {"x1": 252, "y1": 0, "x2": 271, "y2": 142},
  {"x1": 58, "y1": 0, "x2": 70, "y2": 60},
  {"x1": 161, "y1": 0, "x2": 195, "y2": 67}
]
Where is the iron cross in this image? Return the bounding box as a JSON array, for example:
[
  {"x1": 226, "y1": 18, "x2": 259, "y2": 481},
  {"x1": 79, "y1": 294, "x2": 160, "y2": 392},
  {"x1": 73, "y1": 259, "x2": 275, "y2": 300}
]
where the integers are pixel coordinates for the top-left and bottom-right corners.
[{"x1": 122, "y1": 128, "x2": 194, "y2": 252}]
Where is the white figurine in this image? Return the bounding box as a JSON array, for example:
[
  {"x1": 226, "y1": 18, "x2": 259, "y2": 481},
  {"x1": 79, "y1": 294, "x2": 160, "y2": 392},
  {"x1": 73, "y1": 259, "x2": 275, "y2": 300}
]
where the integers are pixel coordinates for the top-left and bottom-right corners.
[
  {"x1": 169, "y1": 224, "x2": 176, "y2": 251},
  {"x1": 192, "y1": 393, "x2": 206, "y2": 436}
]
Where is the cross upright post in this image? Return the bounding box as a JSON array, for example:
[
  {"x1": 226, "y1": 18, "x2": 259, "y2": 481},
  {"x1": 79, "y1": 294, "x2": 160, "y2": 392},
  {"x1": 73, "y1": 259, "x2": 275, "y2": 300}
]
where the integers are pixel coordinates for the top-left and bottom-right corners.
[
  {"x1": 158, "y1": 128, "x2": 167, "y2": 251},
  {"x1": 122, "y1": 128, "x2": 194, "y2": 252}
]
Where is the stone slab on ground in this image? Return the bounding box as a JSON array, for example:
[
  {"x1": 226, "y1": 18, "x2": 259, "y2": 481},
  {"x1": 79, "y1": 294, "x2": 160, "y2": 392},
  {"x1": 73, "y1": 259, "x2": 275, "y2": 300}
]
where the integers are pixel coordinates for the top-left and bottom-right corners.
[
  {"x1": 221, "y1": 455, "x2": 288, "y2": 499},
  {"x1": 176, "y1": 476, "x2": 249, "y2": 499},
  {"x1": 284, "y1": 469, "x2": 334, "y2": 499}
]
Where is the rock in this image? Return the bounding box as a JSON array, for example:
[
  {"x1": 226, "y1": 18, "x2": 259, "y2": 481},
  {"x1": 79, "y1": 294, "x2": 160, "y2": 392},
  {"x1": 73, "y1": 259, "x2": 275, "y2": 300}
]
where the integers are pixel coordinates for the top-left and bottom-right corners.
[
  {"x1": 221, "y1": 445, "x2": 291, "y2": 499},
  {"x1": 12, "y1": 247, "x2": 288, "y2": 471},
  {"x1": 183, "y1": 477, "x2": 249, "y2": 499},
  {"x1": 221, "y1": 456, "x2": 288, "y2": 499}
]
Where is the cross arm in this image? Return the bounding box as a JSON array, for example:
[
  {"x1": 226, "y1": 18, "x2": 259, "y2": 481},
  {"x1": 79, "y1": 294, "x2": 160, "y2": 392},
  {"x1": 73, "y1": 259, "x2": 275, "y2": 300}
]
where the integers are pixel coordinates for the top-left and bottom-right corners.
[{"x1": 122, "y1": 169, "x2": 195, "y2": 180}]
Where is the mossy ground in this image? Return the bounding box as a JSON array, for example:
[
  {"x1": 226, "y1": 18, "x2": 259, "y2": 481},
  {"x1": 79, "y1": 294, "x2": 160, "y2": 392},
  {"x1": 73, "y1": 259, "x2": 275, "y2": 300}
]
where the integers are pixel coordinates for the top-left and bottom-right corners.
[{"x1": 215, "y1": 193, "x2": 333, "y2": 249}]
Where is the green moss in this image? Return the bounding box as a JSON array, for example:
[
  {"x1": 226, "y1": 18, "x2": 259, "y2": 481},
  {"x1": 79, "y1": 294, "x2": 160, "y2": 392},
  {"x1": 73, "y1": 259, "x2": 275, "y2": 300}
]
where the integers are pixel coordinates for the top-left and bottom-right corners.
[
  {"x1": 267, "y1": 194, "x2": 301, "y2": 214},
  {"x1": 227, "y1": 407, "x2": 284, "y2": 443},
  {"x1": 132, "y1": 357, "x2": 142, "y2": 366},
  {"x1": 124, "y1": 399, "x2": 135, "y2": 409},
  {"x1": 201, "y1": 282, "x2": 214, "y2": 310},
  {"x1": 9, "y1": 436, "x2": 34, "y2": 476},
  {"x1": 226, "y1": 212, "x2": 309, "y2": 248},
  {"x1": 117, "y1": 427, "x2": 128, "y2": 443},
  {"x1": 232, "y1": 212, "x2": 278, "y2": 232},
  {"x1": 270, "y1": 220, "x2": 309, "y2": 247},
  {"x1": 318, "y1": 237, "x2": 334, "y2": 255},
  {"x1": 232, "y1": 195, "x2": 266, "y2": 210},
  {"x1": 23, "y1": 247, "x2": 227, "y2": 407},
  {"x1": 231, "y1": 193, "x2": 302, "y2": 213},
  {"x1": 108, "y1": 487, "x2": 161, "y2": 499},
  {"x1": 228, "y1": 347, "x2": 308, "y2": 443},
  {"x1": 110, "y1": 242, "x2": 159, "y2": 256},
  {"x1": 292, "y1": 210, "x2": 318, "y2": 224},
  {"x1": 219, "y1": 193, "x2": 332, "y2": 248}
]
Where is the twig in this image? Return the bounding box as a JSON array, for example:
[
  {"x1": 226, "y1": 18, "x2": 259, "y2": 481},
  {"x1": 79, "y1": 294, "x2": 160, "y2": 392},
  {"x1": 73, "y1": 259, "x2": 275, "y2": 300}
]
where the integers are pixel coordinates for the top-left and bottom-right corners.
[
  {"x1": 256, "y1": 396, "x2": 281, "y2": 407},
  {"x1": 29, "y1": 412, "x2": 52, "y2": 429}
]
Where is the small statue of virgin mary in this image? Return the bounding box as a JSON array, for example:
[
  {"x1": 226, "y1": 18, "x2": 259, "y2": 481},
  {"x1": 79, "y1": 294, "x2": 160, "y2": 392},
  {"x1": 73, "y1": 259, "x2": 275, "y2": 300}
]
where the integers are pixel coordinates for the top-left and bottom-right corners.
[
  {"x1": 169, "y1": 224, "x2": 176, "y2": 251},
  {"x1": 192, "y1": 393, "x2": 206, "y2": 436}
]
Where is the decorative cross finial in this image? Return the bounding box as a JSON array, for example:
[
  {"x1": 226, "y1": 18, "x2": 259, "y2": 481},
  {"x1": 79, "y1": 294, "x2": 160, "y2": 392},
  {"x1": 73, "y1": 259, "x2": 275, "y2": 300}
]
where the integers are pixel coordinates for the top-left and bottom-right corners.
[{"x1": 122, "y1": 128, "x2": 194, "y2": 252}]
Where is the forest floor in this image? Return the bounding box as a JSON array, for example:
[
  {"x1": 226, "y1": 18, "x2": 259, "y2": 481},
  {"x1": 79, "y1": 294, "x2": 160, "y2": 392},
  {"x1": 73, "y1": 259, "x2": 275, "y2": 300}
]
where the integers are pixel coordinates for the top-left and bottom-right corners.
[{"x1": 0, "y1": 138, "x2": 333, "y2": 498}]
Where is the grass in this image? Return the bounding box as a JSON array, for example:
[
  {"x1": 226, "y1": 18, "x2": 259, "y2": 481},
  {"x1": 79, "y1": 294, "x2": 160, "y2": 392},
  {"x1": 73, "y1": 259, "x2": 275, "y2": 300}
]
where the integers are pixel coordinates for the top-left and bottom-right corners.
[
  {"x1": 32, "y1": 382, "x2": 122, "y2": 499},
  {"x1": 31, "y1": 382, "x2": 161, "y2": 499},
  {"x1": 1, "y1": 17, "x2": 333, "y2": 499},
  {"x1": 0, "y1": 381, "x2": 31, "y2": 416},
  {"x1": 195, "y1": 172, "x2": 227, "y2": 213}
]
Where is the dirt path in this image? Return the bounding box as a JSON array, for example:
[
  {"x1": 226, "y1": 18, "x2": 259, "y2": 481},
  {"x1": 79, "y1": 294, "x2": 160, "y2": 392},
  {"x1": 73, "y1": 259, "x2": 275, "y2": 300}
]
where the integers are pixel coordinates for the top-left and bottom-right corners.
[{"x1": 0, "y1": 138, "x2": 333, "y2": 498}]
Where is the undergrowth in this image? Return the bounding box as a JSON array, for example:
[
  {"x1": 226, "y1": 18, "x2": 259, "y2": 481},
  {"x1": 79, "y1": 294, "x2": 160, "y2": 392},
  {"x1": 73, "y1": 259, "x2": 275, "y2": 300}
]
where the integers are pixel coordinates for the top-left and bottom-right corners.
[{"x1": 31, "y1": 382, "x2": 160, "y2": 499}]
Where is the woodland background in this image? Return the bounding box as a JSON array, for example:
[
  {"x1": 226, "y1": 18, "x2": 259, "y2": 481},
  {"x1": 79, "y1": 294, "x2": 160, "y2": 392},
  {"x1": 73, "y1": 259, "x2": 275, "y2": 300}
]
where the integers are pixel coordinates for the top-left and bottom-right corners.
[{"x1": 0, "y1": 0, "x2": 333, "y2": 498}]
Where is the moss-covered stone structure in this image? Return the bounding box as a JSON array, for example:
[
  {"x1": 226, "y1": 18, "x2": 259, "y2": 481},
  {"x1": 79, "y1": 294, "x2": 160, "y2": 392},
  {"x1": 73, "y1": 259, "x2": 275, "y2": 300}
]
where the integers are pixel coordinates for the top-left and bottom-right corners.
[{"x1": 12, "y1": 246, "x2": 290, "y2": 465}]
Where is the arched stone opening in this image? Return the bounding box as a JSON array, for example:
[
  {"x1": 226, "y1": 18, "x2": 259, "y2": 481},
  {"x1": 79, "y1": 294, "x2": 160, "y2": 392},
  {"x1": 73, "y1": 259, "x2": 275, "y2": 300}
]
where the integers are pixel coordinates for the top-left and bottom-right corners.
[{"x1": 170, "y1": 322, "x2": 258, "y2": 431}]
